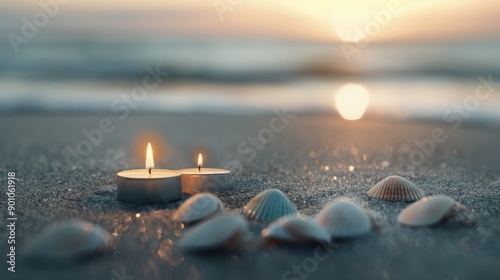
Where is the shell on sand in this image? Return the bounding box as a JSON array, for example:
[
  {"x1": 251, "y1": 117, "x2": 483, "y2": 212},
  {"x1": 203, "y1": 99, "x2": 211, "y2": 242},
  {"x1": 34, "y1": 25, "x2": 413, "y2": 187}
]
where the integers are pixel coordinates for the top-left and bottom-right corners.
[
  {"x1": 262, "y1": 216, "x2": 329, "y2": 244},
  {"x1": 398, "y1": 195, "x2": 465, "y2": 227},
  {"x1": 315, "y1": 198, "x2": 371, "y2": 238},
  {"x1": 243, "y1": 189, "x2": 297, "y2": 222},
  {"x1": 368, "y1": 175, "x2": 425, "y2": 201},
  {"x1": 23, "y1": 220, "x2": 111, "y2": 264},
  {"x1": 173, "y1": 193, "x2": 224, "y2": 224},
  {"x1": 178, "y1": 215, "x2": 248, "y2": 251}
]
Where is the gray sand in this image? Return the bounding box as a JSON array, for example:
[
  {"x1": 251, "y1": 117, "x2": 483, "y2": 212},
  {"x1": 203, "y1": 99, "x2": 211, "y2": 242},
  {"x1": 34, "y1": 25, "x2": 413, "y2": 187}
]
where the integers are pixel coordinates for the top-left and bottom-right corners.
[{"x1": 1, "y1": 113, "x2": 499, "y2": 280}]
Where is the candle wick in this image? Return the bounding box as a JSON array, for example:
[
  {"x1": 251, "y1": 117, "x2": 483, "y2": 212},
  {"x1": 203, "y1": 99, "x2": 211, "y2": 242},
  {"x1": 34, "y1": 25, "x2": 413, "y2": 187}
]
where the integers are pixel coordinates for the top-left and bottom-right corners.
[
  {"x1": 198, "y1": 166, "x2": 201, "y2": 173},
  {"x1": 149, "y1": 168, "x2": 152, "y2": 175}
]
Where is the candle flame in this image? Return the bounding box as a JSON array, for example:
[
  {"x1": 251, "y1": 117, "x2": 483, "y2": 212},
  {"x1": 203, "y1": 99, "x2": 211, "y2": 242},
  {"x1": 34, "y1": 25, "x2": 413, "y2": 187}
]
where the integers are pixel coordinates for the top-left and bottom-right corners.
[
  {"x1": 197, "y1": 153, "x2": 203, "y2": 170},
  {"x1": 146, "y1": 142, "x2": 155, "y2": 170}
]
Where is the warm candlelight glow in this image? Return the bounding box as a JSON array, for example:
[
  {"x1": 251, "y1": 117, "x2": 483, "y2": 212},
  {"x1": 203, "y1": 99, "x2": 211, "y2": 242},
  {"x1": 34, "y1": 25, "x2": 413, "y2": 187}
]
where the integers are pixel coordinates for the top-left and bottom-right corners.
[
  {"x1": 197, "y1": 153, "x2": 203, "y2": 170},
  {"x1": 335, "y1": 84, "x2": 370, "y2": 121},
  {"x1": 146, "y1": 142, "x2": 155, "y2": 170}
]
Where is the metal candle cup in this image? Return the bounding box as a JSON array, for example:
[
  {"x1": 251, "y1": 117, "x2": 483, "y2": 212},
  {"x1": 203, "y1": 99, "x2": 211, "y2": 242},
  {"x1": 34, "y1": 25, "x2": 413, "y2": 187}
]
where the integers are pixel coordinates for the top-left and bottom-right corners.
[
  {"x1": 178, "y1": 153, "x2": 231, "y2": 194},
  {"x1": 178, "y1": 168, "x2": 231, "y2": 194},
  {"x1": 116, "y1": 169, "x2": 181, "y2": 203}
]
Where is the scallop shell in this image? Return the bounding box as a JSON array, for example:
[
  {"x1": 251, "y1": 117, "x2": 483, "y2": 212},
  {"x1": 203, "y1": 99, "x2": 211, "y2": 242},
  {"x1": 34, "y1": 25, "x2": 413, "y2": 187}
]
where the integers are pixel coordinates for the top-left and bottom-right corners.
[
  {"x1": 262, "y1": 216, "x2": 329, "y2": 244},
  {"x1": 178, "y1": 215, "x2": 248, "y2": 251},
  {"x1": 23, "y1": 220, "x2": 111, "y2": 264},
  {"x1": 367, "y1": 175, "x2": 425, "y2": 201},
  {"x1": 315, "y1": 199, "x2": 371, "y2": 238},
  {"x1": 173, "y1": 193, "x2": 224, "y2": 224},
  {"x1": 398, "y1": 195, "x2": 465, "y2": 227},
  {"x1": 243, "y1": 189, "x2": 297, "y2": 222}
]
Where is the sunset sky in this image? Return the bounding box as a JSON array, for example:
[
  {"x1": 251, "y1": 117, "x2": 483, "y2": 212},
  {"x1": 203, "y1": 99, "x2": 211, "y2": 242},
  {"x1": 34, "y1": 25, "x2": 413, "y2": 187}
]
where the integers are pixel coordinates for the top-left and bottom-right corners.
[{"x1": 2, "y1": 0, "x2": 500, "y2": 42}]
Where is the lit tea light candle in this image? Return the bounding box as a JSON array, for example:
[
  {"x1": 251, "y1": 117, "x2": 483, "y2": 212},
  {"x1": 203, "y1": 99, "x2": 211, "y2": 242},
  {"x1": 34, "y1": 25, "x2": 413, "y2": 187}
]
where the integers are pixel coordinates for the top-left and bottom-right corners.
[
  {"x1": 178, "y1": 153, "x2": 231, "y2": 194},
  {"x1": 116, "y1": 143, "x2": 181, "y2": 203}
]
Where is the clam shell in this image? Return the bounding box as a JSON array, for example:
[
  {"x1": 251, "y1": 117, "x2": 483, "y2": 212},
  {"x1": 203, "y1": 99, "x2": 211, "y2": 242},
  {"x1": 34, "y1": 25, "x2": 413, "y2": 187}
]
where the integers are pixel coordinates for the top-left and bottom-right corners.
[
  {"x1": 173, "y1": 193, "x2": 224, "y2": 224},
  {"x1": 398, "y1": 195, "x2": 465, "y2": 227},
  {"x1": 243, "y1": 189, "x2": 297, "y2": 222},
  {"x1": 178, "y1": 215, "x2": 248, "y2": 251},
  {"x1": 262, "y1": 216, "x2": 329, "y2": 244},
  {"x1": 23, "y1": 220, "x2": 111, "y2": 264},
  {"x1": 367, "y1": 175, "x2": 425, "y2": 201},
  {"x1": 315, "y1": 199, "x2": 371, "y2": 238}
]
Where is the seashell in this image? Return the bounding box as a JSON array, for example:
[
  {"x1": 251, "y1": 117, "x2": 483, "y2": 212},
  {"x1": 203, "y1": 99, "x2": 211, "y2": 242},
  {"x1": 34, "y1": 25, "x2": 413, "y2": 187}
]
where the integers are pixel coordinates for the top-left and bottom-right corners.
[
  {"x1": 398, "y1": 195, "x2": 466, "y2": 227},
  {"x1": 262, "y1": 216, "x2": 329, "y2": 245},
  {"x1": 243, "y1": 189, "x2": 297, "y2": 222},
  {"x1": 178, "y1": 215, "x2": 248, "y2": 251},
  {"x1": 367, "y1": 175, "x2": 425, "y2": 201},
  {"x1": 173, "y1": 193, "x2": 224, "y2": 224},
  {"x1": 315, "y1": 199, "x2": 371, "y2": 238},
  {"x1": 23, "y1": 220, "x2": 111, "y2": 264}
]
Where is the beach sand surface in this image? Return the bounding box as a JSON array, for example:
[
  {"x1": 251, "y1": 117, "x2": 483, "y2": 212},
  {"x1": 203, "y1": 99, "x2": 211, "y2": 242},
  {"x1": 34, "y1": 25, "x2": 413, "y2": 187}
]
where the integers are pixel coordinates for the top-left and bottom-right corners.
[{"x1": 1, "y1": 113, "x2": 499, "y2": 280}]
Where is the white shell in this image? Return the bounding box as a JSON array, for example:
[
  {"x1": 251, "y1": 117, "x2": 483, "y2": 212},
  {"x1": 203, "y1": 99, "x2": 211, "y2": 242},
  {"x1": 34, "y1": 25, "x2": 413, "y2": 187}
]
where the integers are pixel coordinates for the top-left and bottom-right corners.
[
  {"x1": 262, "y1": 216, "x2": 329, "y2": 244},
  {"x1": 315, "y1": 199, "x2": 371, "y2": 238},
  {"x1": 398, "y1": 195, "x2": 465, "y2": 227},
  {"x1": 178, "y1": 215, "x2": 248, "y2": 251},
  {"x1": 243, "y1": 189, "x2": 297, "y2": 222},
  {"x1": 24, "y1": 220, "x2": 111, "y2": 263},
  {"x1": 173, "y1": 193, "x2": 223, "y2": 224},
  {"x1": 368, "y1": 176, "x2": 425, "y2": 201}
]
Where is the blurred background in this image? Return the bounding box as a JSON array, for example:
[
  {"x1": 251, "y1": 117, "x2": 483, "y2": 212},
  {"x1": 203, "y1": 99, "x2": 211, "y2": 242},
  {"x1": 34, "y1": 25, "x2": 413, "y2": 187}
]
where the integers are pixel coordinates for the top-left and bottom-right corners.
[{"x1": 1, "y1": 0, "x2": 499, "y2": 121}]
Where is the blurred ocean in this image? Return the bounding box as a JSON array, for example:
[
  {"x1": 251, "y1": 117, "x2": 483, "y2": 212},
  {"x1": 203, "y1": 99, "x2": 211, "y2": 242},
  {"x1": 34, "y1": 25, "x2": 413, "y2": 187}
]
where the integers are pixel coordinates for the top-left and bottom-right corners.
[{"x1": 1, "y1": 35, "x2": 499, "y2": 120}]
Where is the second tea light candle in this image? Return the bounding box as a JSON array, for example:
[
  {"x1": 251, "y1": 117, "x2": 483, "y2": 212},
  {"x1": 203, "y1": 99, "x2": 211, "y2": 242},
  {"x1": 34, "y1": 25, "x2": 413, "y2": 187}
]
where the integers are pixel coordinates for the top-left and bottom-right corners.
[{"x1": 178, "y1": 154, "x2": 231, "y2": 194}]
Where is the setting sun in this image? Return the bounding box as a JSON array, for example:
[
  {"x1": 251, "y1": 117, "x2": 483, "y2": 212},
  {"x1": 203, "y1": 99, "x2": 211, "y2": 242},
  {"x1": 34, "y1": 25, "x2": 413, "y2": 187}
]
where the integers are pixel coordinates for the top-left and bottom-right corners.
[{"x1": 331, "y1": 5, "x2": 369, "y2": 42}]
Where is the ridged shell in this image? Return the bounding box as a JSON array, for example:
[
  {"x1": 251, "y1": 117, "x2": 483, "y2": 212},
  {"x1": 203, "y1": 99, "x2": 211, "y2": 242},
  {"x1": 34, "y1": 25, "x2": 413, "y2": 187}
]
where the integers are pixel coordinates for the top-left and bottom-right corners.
[
  {"x1": 243, "y1": 189, "x2": 297, "y2": 222},
  {"x1": 173, "y1": 193, "x2": 223, "y2": 224},
  {"x1": 368, "y1": 175, "x2": 425, "y2": 201},
  {"x1": 315, "y1": 199, "x2": 371, "y2": 238},
  {"x1": 262, "y1": 216, "x2": 329, "y2": 244},
  {"x1": 178, "y1": 215, "x2": 248, "y2": 251},
  {"x1": 23, "y1": 220, "x2": 111, "y2": 264},
  {"x1": 398, "y1": 195, "x2": 465, "y2": 227}
]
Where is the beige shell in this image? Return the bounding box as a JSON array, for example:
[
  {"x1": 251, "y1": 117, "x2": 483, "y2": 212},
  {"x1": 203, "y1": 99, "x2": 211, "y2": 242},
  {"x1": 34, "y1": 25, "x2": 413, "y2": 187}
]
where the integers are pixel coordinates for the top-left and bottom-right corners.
[
  {"x1": 243, "y1": 189, "x2": 297, "y2": 222},
  {"x1": 315, "y1": 198, "x2": 371, "y2": 238},
  {"x1": 173, "y1": 193, "x2": 223, "y2": 224},
  {"x1": 23, "y1": 220, "x2": 111, "y2": 264},
  {"x1": 262, "y1": 216, "x2": 329, "y2": 245},
  {"x1": 398, "y1": 195, "x2": 465, "y2": 227},
  {"x1": 367, "y1": 175, "x2": 425, "y2": 201},
  {"x1": 178, "y1": 215, "x2": 248, "y2": 251}
]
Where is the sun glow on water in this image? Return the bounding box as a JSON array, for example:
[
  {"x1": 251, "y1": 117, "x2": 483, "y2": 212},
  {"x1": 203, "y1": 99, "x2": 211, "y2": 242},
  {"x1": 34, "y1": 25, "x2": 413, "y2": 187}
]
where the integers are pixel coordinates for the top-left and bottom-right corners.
[{"x1": 334, "y1": 84, "x2": 370, "y2": 120}]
